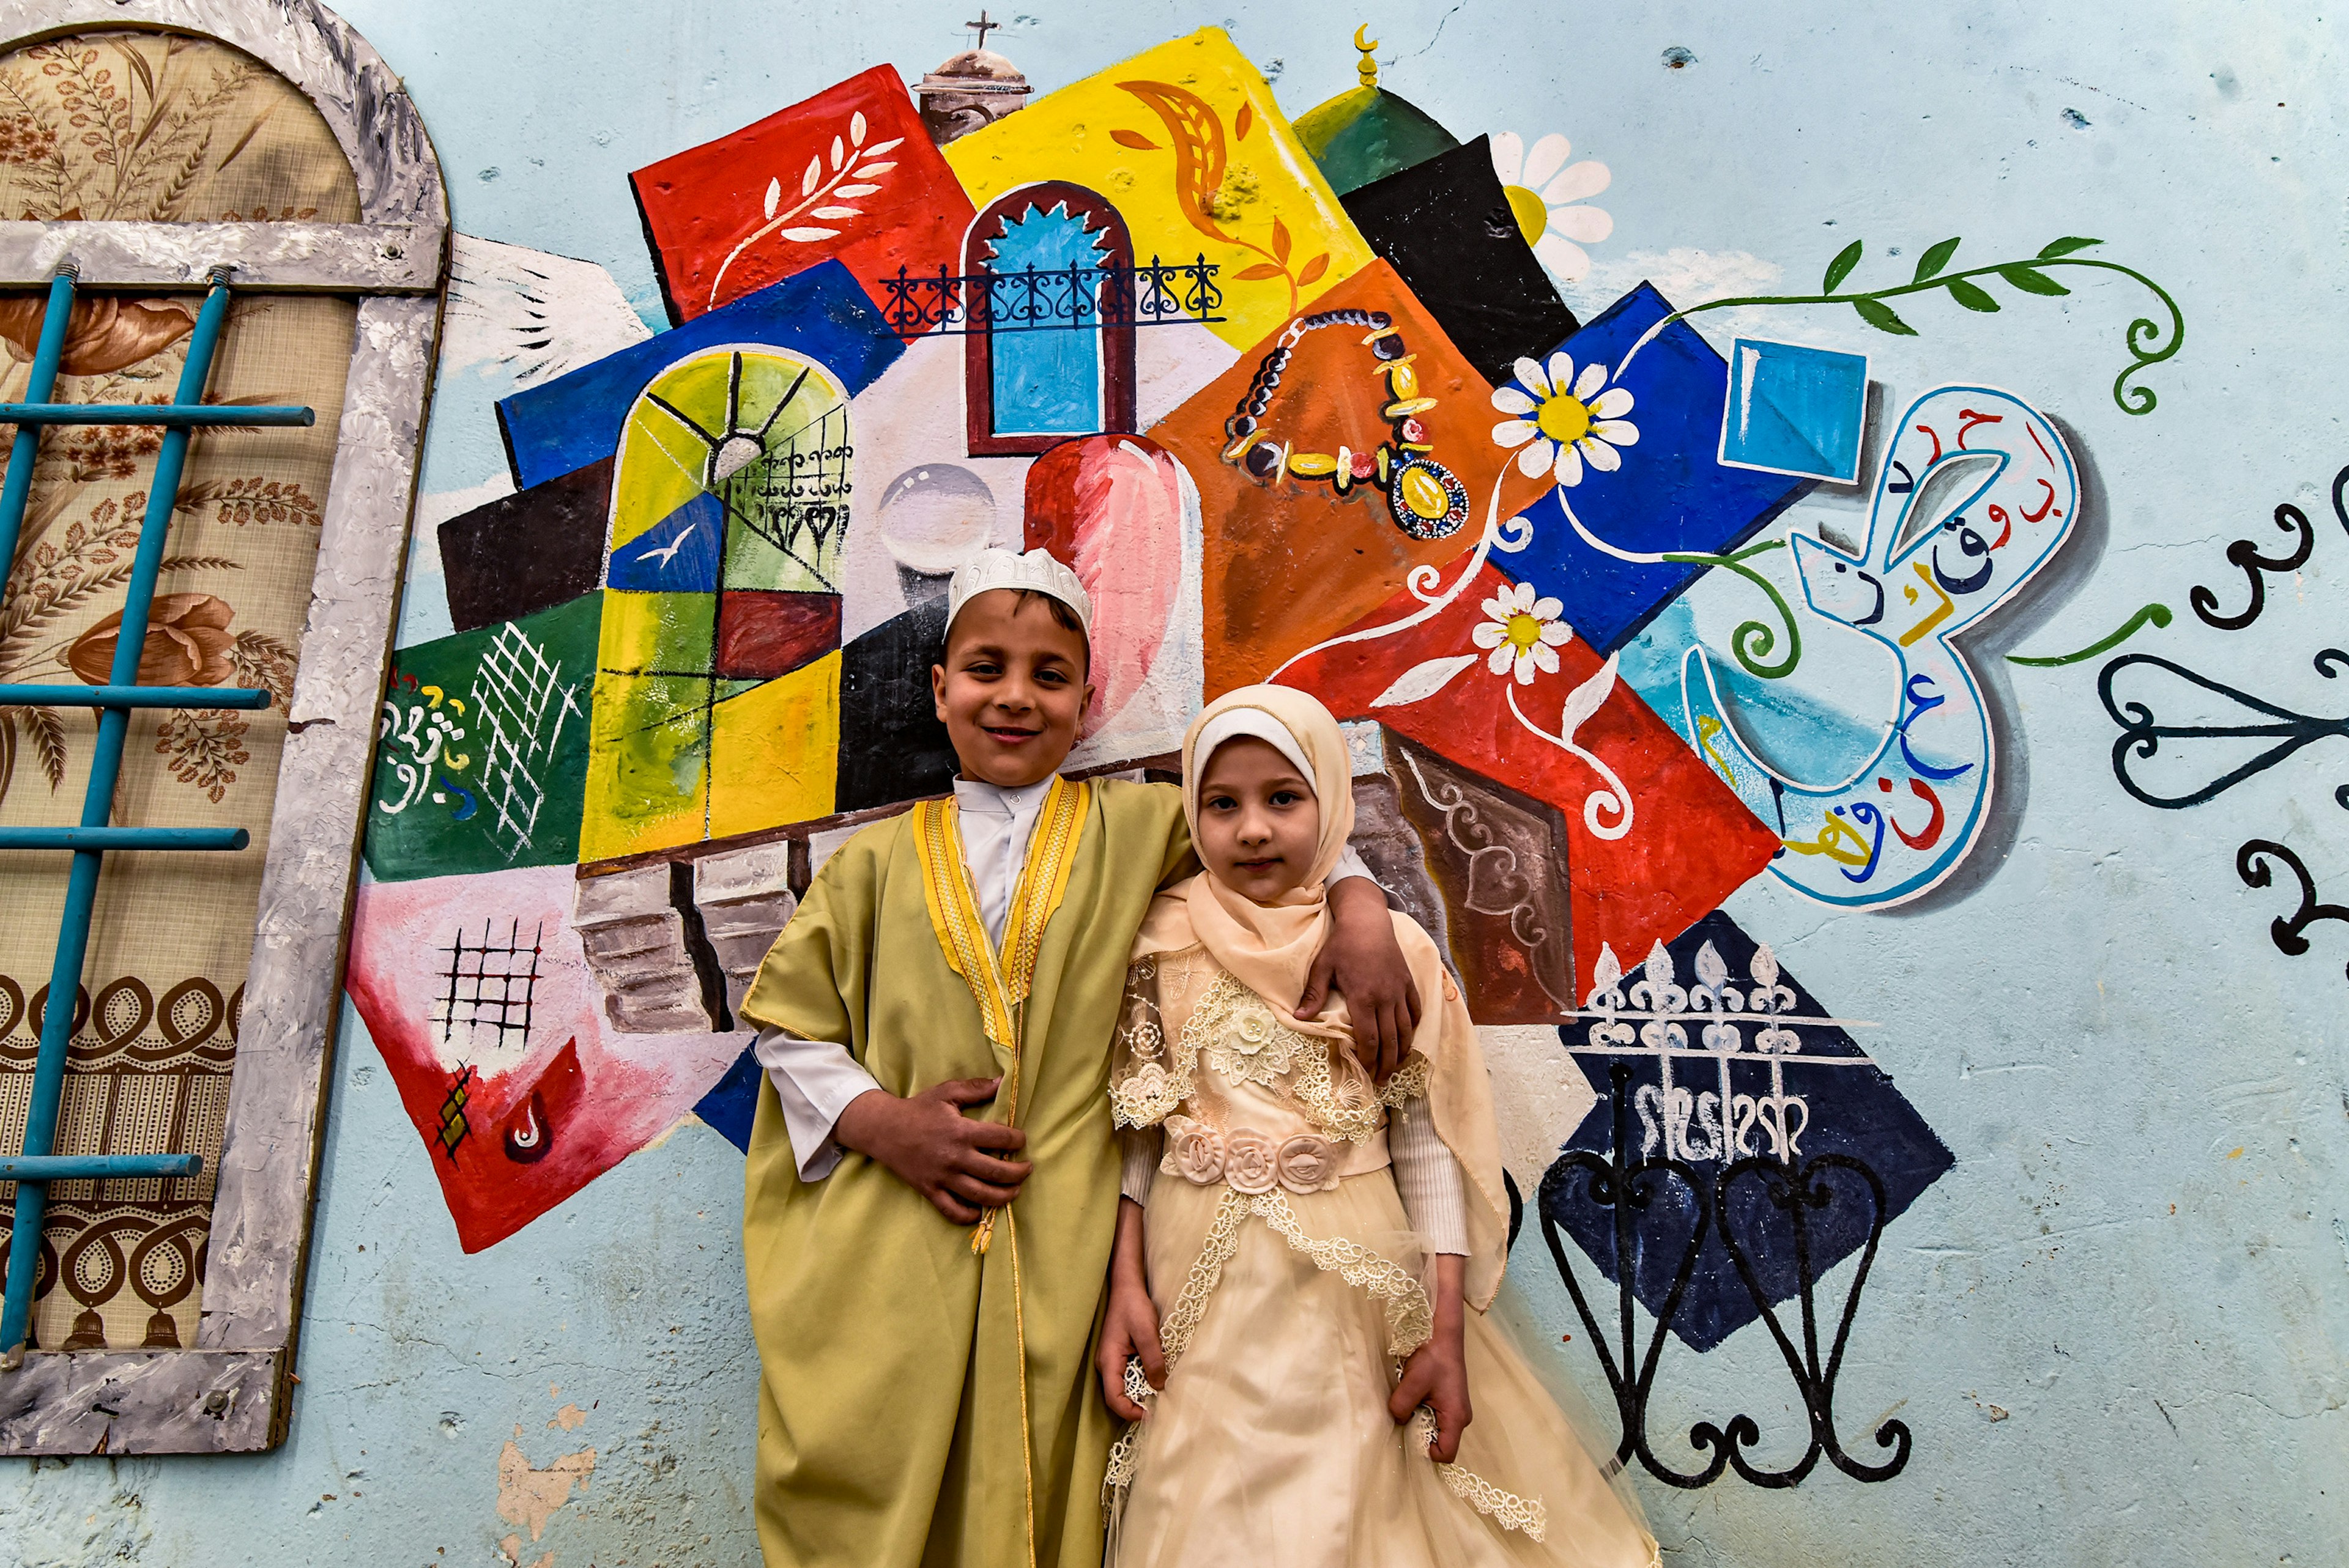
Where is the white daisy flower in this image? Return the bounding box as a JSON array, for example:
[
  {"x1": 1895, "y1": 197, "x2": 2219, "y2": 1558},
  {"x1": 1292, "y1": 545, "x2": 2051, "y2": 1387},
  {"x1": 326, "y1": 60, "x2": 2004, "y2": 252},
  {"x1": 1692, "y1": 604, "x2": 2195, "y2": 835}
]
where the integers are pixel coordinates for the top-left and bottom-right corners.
[
  {"x1": 1490, "y1": 131, "x2": 1613, "y2": 281},
  {"x1": 1474, "y1": 580, "x2": 1575, "y2": 684},
  {"x1": 1490, "y1": 351, "x2": 1639, "y2": 487}
]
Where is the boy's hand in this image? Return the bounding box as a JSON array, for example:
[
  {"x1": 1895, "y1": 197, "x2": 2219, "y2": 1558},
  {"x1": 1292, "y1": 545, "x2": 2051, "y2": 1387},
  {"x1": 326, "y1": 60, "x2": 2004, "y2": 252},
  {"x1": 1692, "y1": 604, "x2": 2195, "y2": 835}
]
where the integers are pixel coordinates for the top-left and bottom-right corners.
[
  {"x1": 1301, "y1": 878, "x2": 1423, "y2": 1084},
  {"x1": 833, "y1": 1079, "x2": 1031, "y2": 1224}
]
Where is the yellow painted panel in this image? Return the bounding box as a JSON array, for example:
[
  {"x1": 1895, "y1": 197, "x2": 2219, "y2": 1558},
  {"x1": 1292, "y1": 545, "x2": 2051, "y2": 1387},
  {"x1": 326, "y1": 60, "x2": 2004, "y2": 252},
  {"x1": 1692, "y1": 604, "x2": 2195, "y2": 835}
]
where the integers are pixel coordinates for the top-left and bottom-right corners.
[
  {"x1": 708, "y1": 651, "x2": 840, "y2": 839},
  {"x1": 945, "y1": 27, "x2": 1373, "y2": 352},
  {"x1": 580, "y1": 670, "x2": 709, "y2": 861}
]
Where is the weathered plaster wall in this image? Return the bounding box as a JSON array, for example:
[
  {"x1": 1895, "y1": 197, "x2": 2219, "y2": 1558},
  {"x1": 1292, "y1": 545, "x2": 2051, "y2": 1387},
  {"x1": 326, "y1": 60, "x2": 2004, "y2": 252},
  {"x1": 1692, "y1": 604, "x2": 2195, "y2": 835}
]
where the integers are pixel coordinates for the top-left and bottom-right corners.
[{"x1": 6, "y1": 2, "x2": 2345, "y2": 1564}]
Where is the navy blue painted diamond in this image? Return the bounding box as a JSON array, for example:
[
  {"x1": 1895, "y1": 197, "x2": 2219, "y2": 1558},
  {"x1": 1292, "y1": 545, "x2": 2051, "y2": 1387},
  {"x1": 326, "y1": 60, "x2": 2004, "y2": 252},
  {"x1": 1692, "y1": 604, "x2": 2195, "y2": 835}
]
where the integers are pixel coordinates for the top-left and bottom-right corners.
[{"x1": 1541, "y1": 908, "x2": 1953, "y2": 1353}]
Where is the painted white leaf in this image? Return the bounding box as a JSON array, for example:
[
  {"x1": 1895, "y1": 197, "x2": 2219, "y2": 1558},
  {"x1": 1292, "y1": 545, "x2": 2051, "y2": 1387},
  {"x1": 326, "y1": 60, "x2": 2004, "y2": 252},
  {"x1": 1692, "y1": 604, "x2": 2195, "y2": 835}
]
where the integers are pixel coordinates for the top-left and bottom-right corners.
[
  {"x1": 852, "y1": 160, "x2": 898, "y2": 177},
  {"x1": 779, "y1": 226, "x2": 840, "y2": 242},
  {"x1": 1590, "y1": 942, "x2": 1623, "y2": 997},
  {"x1": 863, "y1": 136, "x2": 905, "y2": 158},
  {"x1": 1750, "y1": 944, "x2": 1781, "y2": 991},
  {"x1": 850, "y1": 110, "x2": 867, "y2": 145},
  {"x1": 830, "y1": 135, "x2": 844, "y2": 171},
  {"x1": 834, "y1": 183, "x2": 881, "y2": 199},
  {"x1": 1367, "y1": 654, "x2": 1478, "y2": 709},
  {"x1": 1693, "y1": 941, "x2": 1727, "y2": 993},
  {"x1": 1556, "y1": 649, "x2": 1618, "y2": 743},
  {"x1": 801, "y1": 157, "x2": 820, "y2": 197},
  {"x1": 811, "y1": 205, "x2": 862, "y2": 219},
  {"x1": 1642, "y1": 939, "x2": 1675, "y2": 991},
  {"x1": 763, "y1": 177, "x2": 781, "y2": 220}
]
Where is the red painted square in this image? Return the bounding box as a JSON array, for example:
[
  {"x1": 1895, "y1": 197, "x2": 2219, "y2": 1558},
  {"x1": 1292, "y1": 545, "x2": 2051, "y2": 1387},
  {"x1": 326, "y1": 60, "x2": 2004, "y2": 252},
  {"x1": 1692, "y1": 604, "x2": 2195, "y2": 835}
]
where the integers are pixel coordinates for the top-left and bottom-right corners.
[
  {"x1": 715, "y1": 590, "x2": 842, "y2": 680},
  {"x1": 631, "y1": 65, "x2": 975, "y2": 324},
  {"x1": 1277, "y1": 555, "x2": 1780, "y2": 1000}
]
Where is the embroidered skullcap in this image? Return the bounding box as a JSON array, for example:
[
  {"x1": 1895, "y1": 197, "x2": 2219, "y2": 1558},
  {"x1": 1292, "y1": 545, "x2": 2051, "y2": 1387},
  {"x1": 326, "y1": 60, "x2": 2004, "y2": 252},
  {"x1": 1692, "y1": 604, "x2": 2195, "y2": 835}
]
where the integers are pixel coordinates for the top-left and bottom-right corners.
[{"x1": 946, "y1": 546, "x2": 1094, "y2": 641}]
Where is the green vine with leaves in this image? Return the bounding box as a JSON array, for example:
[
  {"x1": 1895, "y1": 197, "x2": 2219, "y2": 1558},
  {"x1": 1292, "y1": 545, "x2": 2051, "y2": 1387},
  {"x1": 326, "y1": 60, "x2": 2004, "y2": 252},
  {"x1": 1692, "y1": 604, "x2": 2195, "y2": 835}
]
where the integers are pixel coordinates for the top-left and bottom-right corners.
[
  {"x1": 1623, "y1": 235, "x2": 2181, "y2": 416},
  {"x1": 1661, "y1": 538, "x2": 1803, "y2": 680}
]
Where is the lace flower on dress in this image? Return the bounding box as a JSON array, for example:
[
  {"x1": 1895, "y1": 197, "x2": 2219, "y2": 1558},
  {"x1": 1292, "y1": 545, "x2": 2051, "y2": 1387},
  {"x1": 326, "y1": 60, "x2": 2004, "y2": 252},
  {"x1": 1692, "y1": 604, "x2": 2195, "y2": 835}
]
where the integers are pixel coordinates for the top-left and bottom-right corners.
[{"x1": 1203, "y1": 995, "x2": 1302, "y2": 1090}]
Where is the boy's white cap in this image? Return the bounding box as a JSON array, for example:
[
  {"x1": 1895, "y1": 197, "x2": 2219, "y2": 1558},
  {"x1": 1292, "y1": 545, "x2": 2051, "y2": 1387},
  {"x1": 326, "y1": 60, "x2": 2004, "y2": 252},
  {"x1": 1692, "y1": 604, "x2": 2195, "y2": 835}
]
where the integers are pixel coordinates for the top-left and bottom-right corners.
[{"x1": 946, "y1": 547, "x2": 1094, "y2": 640}]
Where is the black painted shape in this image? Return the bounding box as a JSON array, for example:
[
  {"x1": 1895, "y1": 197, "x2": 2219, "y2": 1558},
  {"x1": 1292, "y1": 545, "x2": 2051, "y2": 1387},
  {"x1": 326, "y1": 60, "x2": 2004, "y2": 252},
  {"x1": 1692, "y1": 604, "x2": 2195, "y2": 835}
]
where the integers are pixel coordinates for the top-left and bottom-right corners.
[
  {"x1": 836, "y1": 597, "x2": 957, "y2": 813},
  {"x1": 2189, "y1": 501, "x2": 2314, "y2": 631},
  {"x1": 2099, "y1": 649, "x2": 2349, "y2": 810},
  {"x1": 2237, "y1": 839, "x2": 2349, "y2": 978},
  {"x1": 1340, "y1": 135, "x2": 1581, "y2": 388},
  {"x1": 439, "y1": 457, "x2": 614, "y2": 634}
]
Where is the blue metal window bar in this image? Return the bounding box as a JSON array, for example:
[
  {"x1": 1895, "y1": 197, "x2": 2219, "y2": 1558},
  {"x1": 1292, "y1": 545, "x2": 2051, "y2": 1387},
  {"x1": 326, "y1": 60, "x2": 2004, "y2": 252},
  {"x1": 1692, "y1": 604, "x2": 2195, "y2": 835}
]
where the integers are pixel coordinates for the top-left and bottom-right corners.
[{"x1": 0, "y1": 266, "x2": 313, "y2": 1366}]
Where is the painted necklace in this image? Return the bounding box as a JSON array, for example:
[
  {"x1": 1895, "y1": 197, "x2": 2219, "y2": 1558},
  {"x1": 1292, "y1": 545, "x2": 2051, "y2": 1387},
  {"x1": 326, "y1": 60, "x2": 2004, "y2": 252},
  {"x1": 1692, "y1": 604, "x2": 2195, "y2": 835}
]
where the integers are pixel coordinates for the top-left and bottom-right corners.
[{"x1": 1219, "y1": 308, "x2": 1472, "y2": 541}]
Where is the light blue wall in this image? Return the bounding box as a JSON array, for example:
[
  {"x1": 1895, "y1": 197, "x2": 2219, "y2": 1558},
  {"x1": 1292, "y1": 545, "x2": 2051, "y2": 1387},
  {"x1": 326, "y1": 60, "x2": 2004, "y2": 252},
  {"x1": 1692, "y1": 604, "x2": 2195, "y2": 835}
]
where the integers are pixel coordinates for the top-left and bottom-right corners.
[{"x1": 7, "y1": 2, "x2": 2345, "y2": 1564}]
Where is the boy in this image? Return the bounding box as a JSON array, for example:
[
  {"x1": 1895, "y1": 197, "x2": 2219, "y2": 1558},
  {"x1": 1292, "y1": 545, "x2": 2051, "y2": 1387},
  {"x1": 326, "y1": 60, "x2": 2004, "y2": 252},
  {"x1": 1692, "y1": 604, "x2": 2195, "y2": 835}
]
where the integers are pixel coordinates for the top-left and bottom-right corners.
[{"x1": 738, "y1": 547, "x2": 1417, "y2": 1568}]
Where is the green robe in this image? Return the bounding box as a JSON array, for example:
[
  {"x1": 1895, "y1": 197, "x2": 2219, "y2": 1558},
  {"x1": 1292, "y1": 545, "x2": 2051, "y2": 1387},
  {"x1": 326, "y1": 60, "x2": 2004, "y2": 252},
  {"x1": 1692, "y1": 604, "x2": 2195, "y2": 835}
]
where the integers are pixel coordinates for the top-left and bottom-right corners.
[{"x1": 738, "y1": 778, "x2": 1193, "y2": 1568}]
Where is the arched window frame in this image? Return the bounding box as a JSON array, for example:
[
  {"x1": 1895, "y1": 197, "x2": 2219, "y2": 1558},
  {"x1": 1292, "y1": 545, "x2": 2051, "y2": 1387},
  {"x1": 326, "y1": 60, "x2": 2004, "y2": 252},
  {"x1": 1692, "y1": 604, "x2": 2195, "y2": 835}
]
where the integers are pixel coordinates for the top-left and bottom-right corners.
[
  {"x1": 962, "y1": 180, "x2": 1136, "y2": 457},
  {"x1": 0, "y1": 0, "x2": 446, "y2": 1454}
]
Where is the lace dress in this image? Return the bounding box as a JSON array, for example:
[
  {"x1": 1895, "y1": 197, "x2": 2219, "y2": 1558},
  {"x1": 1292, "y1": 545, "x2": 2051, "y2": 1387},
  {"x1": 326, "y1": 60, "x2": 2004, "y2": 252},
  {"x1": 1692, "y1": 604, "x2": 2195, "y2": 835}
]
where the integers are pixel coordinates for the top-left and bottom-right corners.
[{"x1": 1104, "y1": 945, "x2": 1658, "y2": 1568}]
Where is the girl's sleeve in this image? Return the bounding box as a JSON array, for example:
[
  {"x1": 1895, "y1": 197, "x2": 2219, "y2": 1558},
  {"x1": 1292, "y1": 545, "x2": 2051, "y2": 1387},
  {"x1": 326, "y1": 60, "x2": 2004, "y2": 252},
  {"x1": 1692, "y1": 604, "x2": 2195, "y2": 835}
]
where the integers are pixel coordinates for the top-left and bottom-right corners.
[
  {"x1": 1389, "y1": 1094, "x2": 1470, "y2": 1256},
  {"x1": 1120, "y1": 1126, "x2": 1163, "y2": 1205},
  {"x1": 1108, "y1": 952, "x2": 1184, "y2": 1128}
]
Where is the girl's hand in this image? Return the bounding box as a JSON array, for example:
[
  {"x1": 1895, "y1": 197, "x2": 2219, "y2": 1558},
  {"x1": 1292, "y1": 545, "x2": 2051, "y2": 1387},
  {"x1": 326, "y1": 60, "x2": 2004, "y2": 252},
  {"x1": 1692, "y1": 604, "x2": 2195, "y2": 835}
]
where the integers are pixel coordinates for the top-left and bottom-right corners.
[
  {"x1": 1389, "y1": 1256, "x2": 1472, "y2": 1462},
  {"x1": 1099, "y1": 1197, "x2": 1165, "y2": 1421}
]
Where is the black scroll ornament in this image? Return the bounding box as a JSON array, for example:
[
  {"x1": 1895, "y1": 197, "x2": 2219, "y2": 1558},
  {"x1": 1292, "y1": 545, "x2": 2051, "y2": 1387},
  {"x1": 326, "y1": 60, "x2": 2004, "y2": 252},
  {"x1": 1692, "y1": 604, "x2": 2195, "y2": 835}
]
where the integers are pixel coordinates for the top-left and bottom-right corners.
[{"x1": 2236, "y1": 840, "x2": 2349, "y2": 980}]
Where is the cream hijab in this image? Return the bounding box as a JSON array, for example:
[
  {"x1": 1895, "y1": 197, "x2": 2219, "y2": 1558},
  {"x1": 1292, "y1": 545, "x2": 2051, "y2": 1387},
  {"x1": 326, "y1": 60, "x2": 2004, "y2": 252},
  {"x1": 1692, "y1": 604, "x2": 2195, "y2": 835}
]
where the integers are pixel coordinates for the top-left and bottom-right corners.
[{"x1": 1137, "y1": 685, "x2": 1513, "y2": 1307}]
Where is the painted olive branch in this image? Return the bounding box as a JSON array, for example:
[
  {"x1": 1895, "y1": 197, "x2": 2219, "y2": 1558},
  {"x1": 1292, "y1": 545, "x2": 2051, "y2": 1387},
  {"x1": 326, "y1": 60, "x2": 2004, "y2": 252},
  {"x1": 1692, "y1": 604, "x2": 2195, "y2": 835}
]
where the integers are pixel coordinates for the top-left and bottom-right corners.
[
  {"x1": 1662, "y1": 539, "x2": 1803, "y2": 680},
  {"x1": 1619, "y1": 237, "x2": 2183, "y2": 416}
]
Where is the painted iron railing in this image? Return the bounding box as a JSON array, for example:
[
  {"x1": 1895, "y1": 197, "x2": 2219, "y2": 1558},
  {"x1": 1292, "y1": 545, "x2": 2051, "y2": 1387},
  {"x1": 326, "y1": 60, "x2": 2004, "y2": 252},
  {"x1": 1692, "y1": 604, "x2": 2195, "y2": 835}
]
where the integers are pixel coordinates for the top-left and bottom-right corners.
[
  {"x1": 0, "y1": 265, "x2": 313, "y2": 1367},
  {"x1": 877, "y1": 256, "x2": 1225, "y2": 338},
  {"x1": 1533, "y1": 1063, "x2": 1913, "y2": 1487}
]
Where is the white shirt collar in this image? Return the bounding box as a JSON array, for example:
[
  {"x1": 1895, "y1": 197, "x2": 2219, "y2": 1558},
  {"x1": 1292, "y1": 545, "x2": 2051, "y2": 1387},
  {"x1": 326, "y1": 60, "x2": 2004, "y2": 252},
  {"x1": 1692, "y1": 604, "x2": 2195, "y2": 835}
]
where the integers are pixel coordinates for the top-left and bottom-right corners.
[{"x1": 952, "y1": 774, "x2": 1055, "y2": 816}]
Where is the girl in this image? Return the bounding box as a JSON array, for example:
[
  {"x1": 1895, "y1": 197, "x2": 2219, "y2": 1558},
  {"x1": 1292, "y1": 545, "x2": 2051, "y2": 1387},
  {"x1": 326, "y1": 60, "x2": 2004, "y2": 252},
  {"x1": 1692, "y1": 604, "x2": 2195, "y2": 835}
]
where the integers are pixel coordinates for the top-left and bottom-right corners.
[{"x1": 1098, "y1": 684, "x2": 1657, "y2": 1568}]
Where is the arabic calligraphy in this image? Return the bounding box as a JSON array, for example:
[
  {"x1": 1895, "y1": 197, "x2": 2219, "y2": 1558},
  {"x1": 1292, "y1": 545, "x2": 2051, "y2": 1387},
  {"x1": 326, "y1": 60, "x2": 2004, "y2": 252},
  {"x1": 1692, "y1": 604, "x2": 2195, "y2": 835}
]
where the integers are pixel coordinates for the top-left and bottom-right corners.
[
  {"x1": 1683, "y1": 385, "x2": 2079, "y2": 907},
  {"x1": 377, "y1": 680, "x2": 473, "y2": 819}
]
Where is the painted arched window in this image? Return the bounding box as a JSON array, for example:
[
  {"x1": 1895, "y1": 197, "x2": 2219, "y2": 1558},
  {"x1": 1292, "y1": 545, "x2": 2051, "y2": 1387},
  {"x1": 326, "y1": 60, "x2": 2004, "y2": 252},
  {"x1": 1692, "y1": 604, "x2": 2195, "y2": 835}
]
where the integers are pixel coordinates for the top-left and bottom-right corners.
[
  {"x1": 963, "y1": 182, "x2": 1136, "y2": 456},
  {"x1": 589, "y1": 346, "x2": 852, "y2": 862}
]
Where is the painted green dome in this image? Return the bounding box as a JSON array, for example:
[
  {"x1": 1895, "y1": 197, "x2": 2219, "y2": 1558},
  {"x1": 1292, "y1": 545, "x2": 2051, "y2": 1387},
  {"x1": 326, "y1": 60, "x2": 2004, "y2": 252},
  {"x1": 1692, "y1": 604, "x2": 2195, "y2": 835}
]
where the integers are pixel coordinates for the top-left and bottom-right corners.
[{"x1": 1293, "y1": 28, "x2": 1460, "y2": 197}]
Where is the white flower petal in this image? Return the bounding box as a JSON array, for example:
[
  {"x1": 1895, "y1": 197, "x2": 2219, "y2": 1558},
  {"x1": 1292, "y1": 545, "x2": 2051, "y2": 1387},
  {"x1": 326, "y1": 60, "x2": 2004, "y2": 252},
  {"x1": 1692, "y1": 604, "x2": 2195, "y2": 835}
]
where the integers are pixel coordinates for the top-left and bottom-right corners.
[
  {"x1": 1531, "y1": 640, "x2": 1562, "y2": 675},
  {"x1": 1553, "y1": 441, "x2": 1585, "y2": 487},
  {"x1": 1480, "y1": 593, "x2": 1512, "y2": 619},
  {"x1": 1472, "y1": 621, "x2": 1507, "y2": 649},
  {"x1": 1490, "y1": 130, "x2": 1526, "y2": 188},
  {"x1": 1491, "y1": 418, "x2": 1538, "y2": 449},
  {"x1": 1491, "y1": 385, "x2": 1537, "y2": 415},
  {"x1": 1508, "y1": 581, "x2": 1538, "y2": 611},
  {"x1": 1513, "y1": 649, "x2": 1539, "y2": 684},
  {"x1": 1531, "y1": 596, "x2": 1565, "y2": 621},
  {"x1": 1523, "y1": 132, "x2": 1572, "y2": 191},
  {"x1": 1488, "y1": 643, "x2": 1516, "y2": 676},
  {"x1": 1589, "y1": 386, "x2": 1635, "y2": 420},
  {"x1": 1550, "y1": 203, "x2": 1614, "y2": 243},
  {"x1": 1512, "y1": 355, "x2": 1551, "y2": 397},
  {"x1": 1592, "y1": 418, "x2": 1639, "y2": 446},
  {"x1": 1538, "y1": 618, "x2": 1575, "y2": 645},
  {"x1": 1534, "y1": 232, "x2": 1590, "y2": 280},
  {"x1": 1545, "y1": 350, "x2": 1576, "y2": 397},
  {"x1": 1573, "y1": 361, "x2": 1610, "y2": 401},
  {"x1": 1541, "y1": 158, "x2": 1611, "y2": 205},
  {"x1": 1579, "y1": 435, "x2": 1623, "y2": 473},
  {"x1": 1516, "y1": 440, "x2": 1555, "y2": 478}
]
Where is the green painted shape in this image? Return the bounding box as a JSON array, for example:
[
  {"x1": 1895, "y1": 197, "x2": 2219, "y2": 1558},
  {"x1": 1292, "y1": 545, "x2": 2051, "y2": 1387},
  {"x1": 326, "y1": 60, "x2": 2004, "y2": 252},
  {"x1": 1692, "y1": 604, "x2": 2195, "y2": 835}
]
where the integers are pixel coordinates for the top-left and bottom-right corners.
[
  {"x1": 1292, "y1": 86, "x2": 1460, "y2": 198},
  {"x1": 592, "y1": 670, "x2": 714, "y2": 825},
  {"x1": 362, "y1": 591, "x2": 600, "y2": 881},
  {"x1": 600, "y1": 588, "x2": 718, "y2": 676}
]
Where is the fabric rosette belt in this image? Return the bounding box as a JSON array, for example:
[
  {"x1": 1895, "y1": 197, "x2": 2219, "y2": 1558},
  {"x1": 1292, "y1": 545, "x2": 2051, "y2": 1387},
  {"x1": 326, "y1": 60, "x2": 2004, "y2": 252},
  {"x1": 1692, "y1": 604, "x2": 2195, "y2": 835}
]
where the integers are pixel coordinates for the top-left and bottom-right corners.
[{"x1": 1162, "y1": 1115, "x2": 1343, "y2": 1195}]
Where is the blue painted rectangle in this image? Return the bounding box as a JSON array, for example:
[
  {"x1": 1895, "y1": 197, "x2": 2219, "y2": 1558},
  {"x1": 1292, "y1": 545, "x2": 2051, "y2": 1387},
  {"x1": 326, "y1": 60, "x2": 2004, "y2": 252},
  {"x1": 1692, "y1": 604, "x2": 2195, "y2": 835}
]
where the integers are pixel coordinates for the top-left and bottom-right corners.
[
  {"x1": 495, "y1": 259, "x2": 905, "y2": 490},
  {"x1": 1716, "y1": 338, "x2": 1869, "y2": 484}
]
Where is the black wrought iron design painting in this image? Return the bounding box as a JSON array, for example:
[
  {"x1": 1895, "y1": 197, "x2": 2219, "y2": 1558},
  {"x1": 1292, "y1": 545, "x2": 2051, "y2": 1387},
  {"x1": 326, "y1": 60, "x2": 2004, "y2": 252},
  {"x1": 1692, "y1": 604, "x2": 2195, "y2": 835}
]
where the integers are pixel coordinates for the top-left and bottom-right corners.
[
  {"x1": 878, "y1": 255, "x2": 1225, "y2": 338},
  {"x1": 1538, "y1": 1065, "x2": 1913, "y2": 1489},
  {"x1": 2099, "y1": 462, "x2": 2349, "y2": 980}
]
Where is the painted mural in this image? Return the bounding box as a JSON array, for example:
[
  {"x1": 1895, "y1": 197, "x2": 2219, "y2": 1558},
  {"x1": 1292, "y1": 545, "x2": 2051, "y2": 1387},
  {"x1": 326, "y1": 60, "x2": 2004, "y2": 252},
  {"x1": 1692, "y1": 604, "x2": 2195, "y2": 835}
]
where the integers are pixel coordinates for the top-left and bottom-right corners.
[{"x1": 342, "y1": 21, "x2": 2192, "y2": 1490}]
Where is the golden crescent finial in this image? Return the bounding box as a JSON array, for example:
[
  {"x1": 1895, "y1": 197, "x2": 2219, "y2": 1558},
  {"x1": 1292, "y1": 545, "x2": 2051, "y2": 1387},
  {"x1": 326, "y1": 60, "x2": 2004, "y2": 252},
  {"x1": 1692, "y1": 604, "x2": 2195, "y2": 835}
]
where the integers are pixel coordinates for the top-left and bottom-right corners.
[{"x1": 1353, "y1": 23, "x2": 1379, "y2": 88}]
